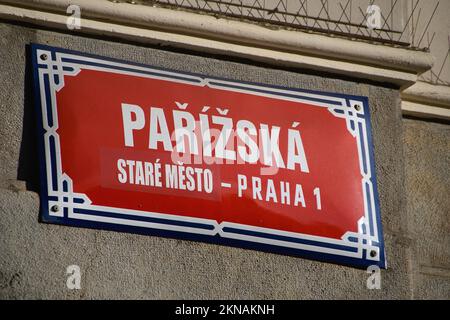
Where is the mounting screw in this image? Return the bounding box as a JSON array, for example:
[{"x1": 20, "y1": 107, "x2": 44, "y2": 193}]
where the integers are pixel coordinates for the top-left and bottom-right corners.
[
  {"x1": 370, "y1": 250, "x2": 377, "y2": 258},
  {"x1": 354, "y1": 104, "x2": 361, "y2": 111},
  {"x1": 40, "y1": 53, "x2": 48, "y2": 61},
  {"x1": 50, "y1": 204, "x2": 59, "y2": 213}
]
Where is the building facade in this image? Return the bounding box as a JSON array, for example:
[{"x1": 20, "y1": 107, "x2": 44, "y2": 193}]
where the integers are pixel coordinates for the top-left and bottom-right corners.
[{"x1": 0, "y1": 0, "x2": 448, "y2": 299}]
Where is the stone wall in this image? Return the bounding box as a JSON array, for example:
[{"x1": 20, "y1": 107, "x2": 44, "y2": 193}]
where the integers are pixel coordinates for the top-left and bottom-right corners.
[{"x1": 0, "y1": 21, "x2": 447, "y2": 299}]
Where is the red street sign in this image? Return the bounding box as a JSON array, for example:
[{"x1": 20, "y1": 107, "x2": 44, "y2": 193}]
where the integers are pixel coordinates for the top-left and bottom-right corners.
[{"x1": 32, "y1": 44, "x2": 385, "y2": 268}]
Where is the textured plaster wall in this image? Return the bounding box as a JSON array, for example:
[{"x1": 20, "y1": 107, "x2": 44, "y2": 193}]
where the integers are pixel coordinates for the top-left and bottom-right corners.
[
  {"x1": 403, "y1": 119, "x2": 450, "y2": 299},
  {"x1": 0, "y1": 21, "x2": 441, "y2": 299}
]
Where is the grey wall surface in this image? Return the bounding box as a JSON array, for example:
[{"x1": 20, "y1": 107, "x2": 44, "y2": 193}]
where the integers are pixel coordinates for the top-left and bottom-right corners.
[
  {"x1": 403, "y1": 119, "x2": 450, "y2": 299},
  {"x1": 0, "y1": 21, "x2": 447, "y2": 299}
]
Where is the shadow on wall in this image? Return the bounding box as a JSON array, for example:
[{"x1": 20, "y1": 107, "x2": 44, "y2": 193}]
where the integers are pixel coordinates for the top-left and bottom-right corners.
[{"x1": 17, "y1": 44, "x2": 40, "y2": 193}]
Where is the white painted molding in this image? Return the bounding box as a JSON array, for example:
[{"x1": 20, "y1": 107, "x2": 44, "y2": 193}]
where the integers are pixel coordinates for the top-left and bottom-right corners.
[
  {"x1": 0, "y1": 0, "x2": 433, "y2": 89},
  {"x1": 402, "y1": 82, "x2": 450, "y2": 108},
  {"x1": 401, "y1": 82, "x2": 450, "y2": 120}
]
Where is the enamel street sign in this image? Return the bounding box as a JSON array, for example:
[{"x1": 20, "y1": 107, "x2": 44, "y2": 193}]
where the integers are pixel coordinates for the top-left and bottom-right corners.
[{"x1": 32, "y1": 44, "x2": 386, "y2": 269}]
